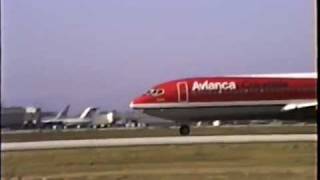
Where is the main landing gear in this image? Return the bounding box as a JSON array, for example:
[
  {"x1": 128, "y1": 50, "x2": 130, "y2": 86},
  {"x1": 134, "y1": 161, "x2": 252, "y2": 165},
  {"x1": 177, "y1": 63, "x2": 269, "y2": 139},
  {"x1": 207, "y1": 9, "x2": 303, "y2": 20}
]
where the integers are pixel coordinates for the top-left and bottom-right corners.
[{"x1": 179, "y1": 124, "x2": 191, "y2": 136}]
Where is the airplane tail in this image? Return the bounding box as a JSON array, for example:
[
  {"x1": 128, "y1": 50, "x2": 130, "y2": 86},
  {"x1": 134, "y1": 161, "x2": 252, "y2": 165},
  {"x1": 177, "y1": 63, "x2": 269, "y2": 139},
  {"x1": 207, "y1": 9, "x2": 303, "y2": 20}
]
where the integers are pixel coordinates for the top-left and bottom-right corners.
[
  {"x1": 80, "y1": 107, "x2": 98, "y2": 119},
  {"x1": 55, "y1": 105, "x2": 70, "y2": 119}
]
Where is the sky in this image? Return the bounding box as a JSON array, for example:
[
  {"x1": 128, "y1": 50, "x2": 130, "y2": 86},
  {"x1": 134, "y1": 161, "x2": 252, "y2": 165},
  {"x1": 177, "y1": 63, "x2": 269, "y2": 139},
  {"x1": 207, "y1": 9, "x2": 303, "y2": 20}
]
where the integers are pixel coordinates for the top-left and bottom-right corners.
[{"x1": 1, "y1": 0, "x2": 316, "y2": 114}]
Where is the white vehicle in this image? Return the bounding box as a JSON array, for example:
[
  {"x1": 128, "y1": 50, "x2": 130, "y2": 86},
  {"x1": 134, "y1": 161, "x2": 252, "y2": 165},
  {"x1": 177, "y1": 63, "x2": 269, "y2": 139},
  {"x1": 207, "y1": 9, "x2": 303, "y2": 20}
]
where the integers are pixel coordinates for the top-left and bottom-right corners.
[{"x1": 91, "y1": 110, "x2": 117, "y2": 128}]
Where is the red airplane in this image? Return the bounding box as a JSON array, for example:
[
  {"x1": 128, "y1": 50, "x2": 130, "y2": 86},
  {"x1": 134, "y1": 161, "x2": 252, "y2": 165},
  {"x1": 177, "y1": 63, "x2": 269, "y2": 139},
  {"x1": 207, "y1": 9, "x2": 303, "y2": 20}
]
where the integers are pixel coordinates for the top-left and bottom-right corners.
[{"x1": 130, "y1": 73, "x2": 317, "y2": 135}]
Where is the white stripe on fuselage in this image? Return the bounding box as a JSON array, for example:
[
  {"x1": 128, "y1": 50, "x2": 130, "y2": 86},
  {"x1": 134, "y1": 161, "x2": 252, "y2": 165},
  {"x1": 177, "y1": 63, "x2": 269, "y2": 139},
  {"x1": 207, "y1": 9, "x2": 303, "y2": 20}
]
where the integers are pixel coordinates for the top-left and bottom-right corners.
[{"x1": 130, "y1": 99, "x2": 316, "y2": 109}]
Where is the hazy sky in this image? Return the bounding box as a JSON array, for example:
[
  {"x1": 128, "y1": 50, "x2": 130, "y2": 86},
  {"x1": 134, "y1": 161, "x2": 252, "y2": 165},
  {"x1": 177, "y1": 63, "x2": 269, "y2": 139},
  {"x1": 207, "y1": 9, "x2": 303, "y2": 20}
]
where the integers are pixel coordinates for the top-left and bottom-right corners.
[{"x1": 1, "y1": 0, "x2": 316, "y2": 114}]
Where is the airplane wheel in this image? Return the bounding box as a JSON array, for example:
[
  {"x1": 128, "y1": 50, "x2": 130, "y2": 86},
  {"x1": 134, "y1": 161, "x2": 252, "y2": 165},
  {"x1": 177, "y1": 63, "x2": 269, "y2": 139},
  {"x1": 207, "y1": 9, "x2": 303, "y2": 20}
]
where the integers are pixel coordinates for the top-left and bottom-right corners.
[{"x1": 179, "y1": 125, "x2": 190, "y2": 136}]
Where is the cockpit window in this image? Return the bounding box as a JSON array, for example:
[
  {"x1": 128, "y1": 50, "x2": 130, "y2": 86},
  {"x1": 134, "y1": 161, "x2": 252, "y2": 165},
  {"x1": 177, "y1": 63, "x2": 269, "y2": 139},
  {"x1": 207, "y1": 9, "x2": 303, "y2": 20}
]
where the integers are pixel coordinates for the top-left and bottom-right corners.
[{"x1": 145, "y1": 88, "x2": 165, "y2": 97}]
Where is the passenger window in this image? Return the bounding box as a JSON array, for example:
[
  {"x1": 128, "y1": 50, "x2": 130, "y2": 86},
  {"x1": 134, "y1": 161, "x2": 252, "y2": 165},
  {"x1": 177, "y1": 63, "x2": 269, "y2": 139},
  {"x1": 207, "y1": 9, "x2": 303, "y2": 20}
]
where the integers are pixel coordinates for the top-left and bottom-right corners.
[{"x1": 157, "y1": 89, "x2": 165, "y2": 95}]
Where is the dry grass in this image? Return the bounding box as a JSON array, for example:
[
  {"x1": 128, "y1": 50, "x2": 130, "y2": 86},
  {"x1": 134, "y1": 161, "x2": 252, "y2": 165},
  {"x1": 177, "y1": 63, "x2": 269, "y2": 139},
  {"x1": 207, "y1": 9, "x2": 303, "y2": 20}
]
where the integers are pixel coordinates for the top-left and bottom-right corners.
[{"x1": 2, "y1": 142, "x2": 317, "y2": 179}]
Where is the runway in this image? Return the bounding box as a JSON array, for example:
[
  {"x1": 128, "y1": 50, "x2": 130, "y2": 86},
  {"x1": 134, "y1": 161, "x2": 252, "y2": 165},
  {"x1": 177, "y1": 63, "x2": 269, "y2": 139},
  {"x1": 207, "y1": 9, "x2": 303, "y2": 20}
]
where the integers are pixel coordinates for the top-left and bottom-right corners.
[{"x1": 1, "y1": 134, "x2": 317, "y2": 151}]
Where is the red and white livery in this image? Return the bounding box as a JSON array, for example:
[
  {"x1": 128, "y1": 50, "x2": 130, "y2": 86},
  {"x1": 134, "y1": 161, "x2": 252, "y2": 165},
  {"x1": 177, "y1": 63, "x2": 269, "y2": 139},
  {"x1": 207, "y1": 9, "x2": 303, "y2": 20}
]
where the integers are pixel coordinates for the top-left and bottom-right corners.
[{"x1": 130, "y1": 72, "x2": 317, "y2": 135}]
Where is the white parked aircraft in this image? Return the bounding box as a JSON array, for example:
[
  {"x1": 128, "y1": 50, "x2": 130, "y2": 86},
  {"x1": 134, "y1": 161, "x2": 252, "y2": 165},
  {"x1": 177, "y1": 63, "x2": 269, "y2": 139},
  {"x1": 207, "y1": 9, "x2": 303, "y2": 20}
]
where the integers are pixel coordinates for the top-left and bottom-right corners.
[
  {"x1": 41, "y1": 106, "x2": 96, "y2": 129},
  {"x1": 41, "y1": 106, "x2": 116, "y2": 129}
]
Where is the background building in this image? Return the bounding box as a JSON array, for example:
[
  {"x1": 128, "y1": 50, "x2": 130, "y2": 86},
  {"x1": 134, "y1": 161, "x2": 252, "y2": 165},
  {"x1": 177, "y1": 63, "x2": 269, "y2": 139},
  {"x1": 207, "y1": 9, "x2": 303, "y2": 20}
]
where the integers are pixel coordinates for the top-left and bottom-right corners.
[{"x1": 1, "y1": 106, "x2": 41, "y2": 129}]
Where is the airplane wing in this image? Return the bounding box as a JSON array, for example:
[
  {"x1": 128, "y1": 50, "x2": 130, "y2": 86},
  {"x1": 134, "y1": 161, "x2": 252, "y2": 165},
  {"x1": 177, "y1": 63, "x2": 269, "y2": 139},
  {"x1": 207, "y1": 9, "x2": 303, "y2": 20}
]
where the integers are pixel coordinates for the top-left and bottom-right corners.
[
  {"x1": 281, "y1": 101, "x2": 317, "y2": 112},
  {"x1": 41, "y1": 119, "x2": 63, "y2": 123}
]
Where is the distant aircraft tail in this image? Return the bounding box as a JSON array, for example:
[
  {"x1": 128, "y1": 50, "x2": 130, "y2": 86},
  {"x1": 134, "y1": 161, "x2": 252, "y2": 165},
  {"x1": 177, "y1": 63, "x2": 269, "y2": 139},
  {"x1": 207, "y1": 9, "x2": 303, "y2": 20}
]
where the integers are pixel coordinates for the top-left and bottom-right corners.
[
  {"x1": 80, "y1": 107, "x2": 98, "y2": 119},
  {"x1": 55, "y1": 105, "x2": 70, "y2": 119}
]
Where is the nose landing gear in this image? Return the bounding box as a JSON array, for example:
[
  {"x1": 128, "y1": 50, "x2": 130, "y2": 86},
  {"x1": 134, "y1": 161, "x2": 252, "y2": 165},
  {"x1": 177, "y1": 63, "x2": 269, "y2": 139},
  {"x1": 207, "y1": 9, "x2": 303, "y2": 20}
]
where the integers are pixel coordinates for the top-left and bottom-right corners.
[{"x1": 179, "y1": 124, "x2": 190, "y2": 136}]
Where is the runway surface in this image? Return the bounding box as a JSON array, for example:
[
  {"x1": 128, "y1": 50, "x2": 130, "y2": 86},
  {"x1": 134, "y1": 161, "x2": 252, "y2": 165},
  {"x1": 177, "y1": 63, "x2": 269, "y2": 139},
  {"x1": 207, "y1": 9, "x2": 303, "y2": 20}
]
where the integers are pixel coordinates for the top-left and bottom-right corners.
[{"x1": 1, "y1": 134, "x2": 317, "y2": 151}]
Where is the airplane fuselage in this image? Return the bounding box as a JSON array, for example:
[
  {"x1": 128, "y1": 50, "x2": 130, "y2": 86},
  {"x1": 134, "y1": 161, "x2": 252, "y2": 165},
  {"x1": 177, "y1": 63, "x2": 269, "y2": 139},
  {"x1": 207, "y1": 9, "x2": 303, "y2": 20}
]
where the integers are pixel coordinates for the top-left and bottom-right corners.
[{"x1": 130, "y1": 73, "x2": 317, "y2": 122}]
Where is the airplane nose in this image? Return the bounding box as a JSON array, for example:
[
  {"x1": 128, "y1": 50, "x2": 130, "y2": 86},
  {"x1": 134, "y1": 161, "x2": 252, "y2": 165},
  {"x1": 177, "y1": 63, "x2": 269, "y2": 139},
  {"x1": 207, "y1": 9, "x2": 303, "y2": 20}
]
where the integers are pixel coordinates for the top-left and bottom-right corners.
[
  {"x1": 129, "y1": 101, "x2": 135, "y2": 108},
  {"x1": 129, "y1": 96, "x2": 147, "y2": 109}
]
